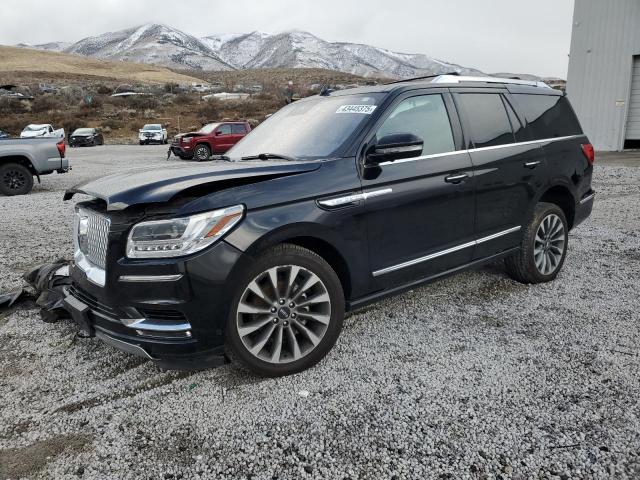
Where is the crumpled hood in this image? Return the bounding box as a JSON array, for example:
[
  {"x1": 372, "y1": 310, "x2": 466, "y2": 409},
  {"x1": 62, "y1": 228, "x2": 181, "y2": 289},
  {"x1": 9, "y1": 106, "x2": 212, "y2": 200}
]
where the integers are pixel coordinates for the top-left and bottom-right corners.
[{"x1": 64, "y1": 160, "x2": 322, "y2": 210}]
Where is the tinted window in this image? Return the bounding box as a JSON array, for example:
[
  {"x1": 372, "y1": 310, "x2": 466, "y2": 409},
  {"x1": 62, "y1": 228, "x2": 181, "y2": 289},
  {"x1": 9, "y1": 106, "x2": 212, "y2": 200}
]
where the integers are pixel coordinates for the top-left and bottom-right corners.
[
  {"x1": 217, "y1": 124, "x2": 232, "y2": 135},
  {"x1": 231, "y1": 124, "x2": 247, "y2": 134},
  {"x1": 512, "y1": 94, "x2": 583, "y2": 139},
  {"x1": 457, "y1": 93, "x2": 514, "y2": 148},
  {"x1": 376, "y1": 94, "x2": 455, "y2": 156},
  {"x1": 503, "y1": 97, "x2": 527, "y2": 142}
]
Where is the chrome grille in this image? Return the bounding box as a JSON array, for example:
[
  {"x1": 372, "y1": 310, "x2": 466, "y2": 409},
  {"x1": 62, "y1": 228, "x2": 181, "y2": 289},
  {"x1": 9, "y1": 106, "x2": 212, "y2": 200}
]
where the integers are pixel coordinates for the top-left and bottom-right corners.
[{"x1": 84, "y1": 211, "x2": 110, "y2": 269}]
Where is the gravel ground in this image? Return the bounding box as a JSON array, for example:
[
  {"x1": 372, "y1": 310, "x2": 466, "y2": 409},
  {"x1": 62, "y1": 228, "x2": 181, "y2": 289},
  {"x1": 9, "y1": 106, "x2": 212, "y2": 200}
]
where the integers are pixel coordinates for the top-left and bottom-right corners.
[{"x1": 0, "y1": 146, "x2": 639, "y2": 479}]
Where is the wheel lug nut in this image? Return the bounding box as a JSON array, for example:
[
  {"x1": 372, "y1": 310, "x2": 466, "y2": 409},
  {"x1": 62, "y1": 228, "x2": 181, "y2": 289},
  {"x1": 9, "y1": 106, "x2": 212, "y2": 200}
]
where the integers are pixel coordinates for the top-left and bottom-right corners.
[
  {"x1": 283, "y1": 320, "x2": 289, "y2": 326},
  {"x1": 272, "y1": 318, "x2": 278, "y2": 324},
  {"x1": 289, "y1": 302, "x2": 295, "y2": 308},
  {"x1": 279, "y1": 299, "x2": 285, "y2": 305},
  {"x1": 270, "y1": 307, "x2": 277, "y2": 313},
  {"x1": 291, "y1": 313, "x2": 296, "y2": 318}
]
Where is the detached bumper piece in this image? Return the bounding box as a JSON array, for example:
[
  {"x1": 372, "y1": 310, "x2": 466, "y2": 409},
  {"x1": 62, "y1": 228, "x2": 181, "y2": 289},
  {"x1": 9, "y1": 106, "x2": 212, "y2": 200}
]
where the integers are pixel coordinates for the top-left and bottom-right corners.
[{"x1": 63, "y1": 285, "x2": 226, "y2": 370}]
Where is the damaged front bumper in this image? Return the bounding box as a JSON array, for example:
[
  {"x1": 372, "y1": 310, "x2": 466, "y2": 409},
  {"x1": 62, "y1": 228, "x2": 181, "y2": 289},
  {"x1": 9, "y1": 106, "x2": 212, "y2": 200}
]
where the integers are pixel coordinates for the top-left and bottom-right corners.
[{"x1": 64, "y1": 240, "x2": 246, "y2": 370}]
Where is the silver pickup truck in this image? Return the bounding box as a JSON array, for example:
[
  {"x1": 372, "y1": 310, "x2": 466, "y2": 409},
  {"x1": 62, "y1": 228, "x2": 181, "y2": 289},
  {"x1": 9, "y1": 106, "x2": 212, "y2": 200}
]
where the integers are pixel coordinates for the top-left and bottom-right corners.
[{"x1": 0, "y1": 138, "x2": 69, "y2": 195}]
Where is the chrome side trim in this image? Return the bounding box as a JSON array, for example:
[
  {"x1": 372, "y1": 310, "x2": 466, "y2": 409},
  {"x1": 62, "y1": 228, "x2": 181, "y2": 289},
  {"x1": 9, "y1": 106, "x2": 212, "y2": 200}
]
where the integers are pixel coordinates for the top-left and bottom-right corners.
[
  {"x1": 318, "y1": 188, "x2": 392, "y2": 207},
  {"x1": 431, "y1": 74, "x2": 552, "y2": 89},
  {"x1": 372, "y1": 226, "x2": 522, "y2": 277},
  {"x1": 579, "y1": 192, "x2": 596, "y2": 205},
  {"x1": 378, "y1": 135, "x2": 585, "y2": 166},
  {"x1": 119, "y1": 274, "x2": 183, "y2": 282},
  {"x1": 475, "y1": 226, "x2": 522, "y2": 245}
]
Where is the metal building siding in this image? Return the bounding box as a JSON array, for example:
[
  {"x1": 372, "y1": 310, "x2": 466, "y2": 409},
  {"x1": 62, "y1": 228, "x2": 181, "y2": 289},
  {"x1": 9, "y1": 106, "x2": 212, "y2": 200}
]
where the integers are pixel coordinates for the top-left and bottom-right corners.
[
  {"x1": 566, "y1": 0, "x2": 640, "y2": 151},
  {"x1": 625, "y1": 57, "x2": 640, "y2": 139}
]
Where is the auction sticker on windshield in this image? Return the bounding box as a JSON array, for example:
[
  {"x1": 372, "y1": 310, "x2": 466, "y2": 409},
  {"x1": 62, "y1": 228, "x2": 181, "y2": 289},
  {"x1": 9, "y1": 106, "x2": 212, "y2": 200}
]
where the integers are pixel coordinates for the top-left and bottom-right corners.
[{"x1": 336, "y1": 105, "x2": 377, "y2": 114}]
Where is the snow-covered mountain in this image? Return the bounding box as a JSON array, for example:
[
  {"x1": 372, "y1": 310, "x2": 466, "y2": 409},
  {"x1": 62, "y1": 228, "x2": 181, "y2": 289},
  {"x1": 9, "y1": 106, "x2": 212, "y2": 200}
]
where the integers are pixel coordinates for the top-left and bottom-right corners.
[
  {"x1": 15, "y1": 41, "x2": 72, "y2": 52},
  {"x1": 64, "y1": 24, "x2": 233, "y2": 71},
  {"x1": 15, "y1": 24, "x2": 482, "y2": 78}
]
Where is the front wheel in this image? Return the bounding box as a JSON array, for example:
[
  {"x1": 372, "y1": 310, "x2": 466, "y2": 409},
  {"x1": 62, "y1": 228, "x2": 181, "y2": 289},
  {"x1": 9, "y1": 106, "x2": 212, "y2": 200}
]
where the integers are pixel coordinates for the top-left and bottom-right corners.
[
  {"x1": 226, "y1": 244, "x2": 345, "y2": 377},
  {"x1": 193, "y1": 144, "x2": 211, "y2": 161},
  {"x1": 505, "y1": 202, "x2": 568, "y2": 284}
]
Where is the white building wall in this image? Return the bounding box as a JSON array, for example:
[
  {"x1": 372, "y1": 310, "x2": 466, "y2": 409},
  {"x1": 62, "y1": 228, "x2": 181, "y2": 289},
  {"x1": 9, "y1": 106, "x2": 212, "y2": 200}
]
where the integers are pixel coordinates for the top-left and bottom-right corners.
[{"x1": 567, "y1": 0, "x2": 640, "y2": 151}]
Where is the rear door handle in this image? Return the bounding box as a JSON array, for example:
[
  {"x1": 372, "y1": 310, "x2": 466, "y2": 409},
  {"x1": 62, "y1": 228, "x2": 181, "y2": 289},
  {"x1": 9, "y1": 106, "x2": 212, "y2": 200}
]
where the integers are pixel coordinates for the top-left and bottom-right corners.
[
  {"x1": 524, "y1": 161, "x2": 541, "y2": 169},
  {"x1": 444, "y1": 173, "x2": 469, "y2": 184}
]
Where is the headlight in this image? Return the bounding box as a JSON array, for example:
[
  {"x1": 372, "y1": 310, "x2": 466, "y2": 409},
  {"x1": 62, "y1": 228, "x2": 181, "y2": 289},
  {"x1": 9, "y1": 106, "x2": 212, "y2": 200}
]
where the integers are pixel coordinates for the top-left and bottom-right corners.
[
  {"x1": 76, "y1": 210, "x2": 89, "y2": 253},
  {"x1": 182, "y1": 137, "x2": 192, "y2": 143},
  {"x1": 126, "y1": 205, "x2": 244, "y2": 259}
]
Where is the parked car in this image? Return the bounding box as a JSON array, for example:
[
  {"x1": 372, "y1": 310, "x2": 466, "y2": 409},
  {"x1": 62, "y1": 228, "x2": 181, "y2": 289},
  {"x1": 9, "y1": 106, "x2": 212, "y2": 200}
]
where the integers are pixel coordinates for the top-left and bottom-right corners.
[
  {"x1": 63, "y1": 75, "x2": 595, "y2": 376},
  {"x1": 138, "y1": 124, "x2": 168, "y2": 145},
  {"x1": 69, "y1": 128, "x2": 104, "y2": 147},
  {"x1": 20, "y1": 124, "x2": 65, "y2": 139},
  {"x1": 0, "y1": 138, "x2": 68, "y2": 195},
  {"x1": 0, "y1": 130, "x2": 10, "y2": 139},
  {"x1": 170, "y1": 121, "x2": 251, "y2": 160}
]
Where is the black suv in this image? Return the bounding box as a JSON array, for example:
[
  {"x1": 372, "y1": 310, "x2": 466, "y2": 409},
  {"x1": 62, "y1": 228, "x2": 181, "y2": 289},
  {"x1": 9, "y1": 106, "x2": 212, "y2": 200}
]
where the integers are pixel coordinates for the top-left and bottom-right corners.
[{"x1": 63, "y1": 75, "x2": 595, "y2": 376}]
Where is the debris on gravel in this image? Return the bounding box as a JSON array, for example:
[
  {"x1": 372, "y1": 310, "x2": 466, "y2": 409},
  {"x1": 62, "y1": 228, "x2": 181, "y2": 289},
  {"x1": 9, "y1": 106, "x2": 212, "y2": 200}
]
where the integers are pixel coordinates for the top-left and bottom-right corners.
[{"x1": 1, "y1": 146, "x2": 639, "y2": 479}]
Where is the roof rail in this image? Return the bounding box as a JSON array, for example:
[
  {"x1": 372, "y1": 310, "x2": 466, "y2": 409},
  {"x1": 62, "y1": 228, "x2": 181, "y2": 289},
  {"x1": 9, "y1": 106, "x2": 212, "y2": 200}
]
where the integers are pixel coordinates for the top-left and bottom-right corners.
[
  {"x1": 431, "y1": 75, "x2": 551, "y2": 89},
  {"x1": 385, "y1": 72, "x2": 460, "y2": 85}
]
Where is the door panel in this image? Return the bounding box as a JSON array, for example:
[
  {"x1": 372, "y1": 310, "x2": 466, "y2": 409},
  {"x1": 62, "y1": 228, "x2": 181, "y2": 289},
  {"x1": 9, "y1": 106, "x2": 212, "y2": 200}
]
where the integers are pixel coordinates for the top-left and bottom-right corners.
[
  {"x1": 360, "y1": 91, "x2": 475, "y2": 288},
  {"x1": 453, "y1": 91, "x2": 544, "y2": 259}
]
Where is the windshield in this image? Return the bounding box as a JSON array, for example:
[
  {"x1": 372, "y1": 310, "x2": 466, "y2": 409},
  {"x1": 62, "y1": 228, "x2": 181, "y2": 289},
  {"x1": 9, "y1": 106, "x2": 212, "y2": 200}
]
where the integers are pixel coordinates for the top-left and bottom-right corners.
[
  {"x1": 73, "y1": 128, "x2": 94, "y2": 135},
  {"x1": 198, "y1": 123, "x2": 220, "y2": 134},
  {"x1": 142, "y1": 125, "x2": 162, "y2": 131},
  {"x1": 226, "y1": 93, "x2": 385, "y2": 160},
  {"x1": 24, "y1": 125, "x2": 46, "y2": 131}
]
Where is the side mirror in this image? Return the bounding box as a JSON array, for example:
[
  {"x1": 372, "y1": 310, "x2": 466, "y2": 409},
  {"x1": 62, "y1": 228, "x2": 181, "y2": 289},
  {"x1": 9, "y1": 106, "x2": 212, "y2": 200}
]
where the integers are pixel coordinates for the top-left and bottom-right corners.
[
  {"x1": 215, "y1": 130, "x2": 223, "y2": 136},
  {"x1": 366, "y1": 133, "x2": 423, "y2": 165}
]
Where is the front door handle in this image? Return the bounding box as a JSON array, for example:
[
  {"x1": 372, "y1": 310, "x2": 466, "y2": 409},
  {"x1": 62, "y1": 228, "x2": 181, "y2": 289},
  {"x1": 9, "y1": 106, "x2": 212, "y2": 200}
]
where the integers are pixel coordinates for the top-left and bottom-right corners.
[
  {"x1": 444, "y1": 173, "x2": 469, "y2": 184},
  {"x1": 524, "y1": 161, "x2": 541, "y2": 169}
]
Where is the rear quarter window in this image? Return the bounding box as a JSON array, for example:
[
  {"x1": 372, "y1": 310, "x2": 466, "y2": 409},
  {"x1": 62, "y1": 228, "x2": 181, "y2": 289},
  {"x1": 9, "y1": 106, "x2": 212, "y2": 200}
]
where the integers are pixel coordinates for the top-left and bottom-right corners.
[
  {"x1": 512, "y1": 94, "x2": 583, "y2": 139},
  {"x1": 231, "y1": 124, "x2": 247, "y2": 134},
  {"x1": 456, "y1": 93, "x2": 515, "y2": 148}
]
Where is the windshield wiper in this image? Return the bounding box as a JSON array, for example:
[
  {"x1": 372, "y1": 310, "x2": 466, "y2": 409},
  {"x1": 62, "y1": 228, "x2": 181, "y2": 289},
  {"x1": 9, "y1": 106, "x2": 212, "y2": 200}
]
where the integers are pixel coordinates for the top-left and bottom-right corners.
[{"x1": 241, "y1": 153, "x2": 298, "y2": 162}]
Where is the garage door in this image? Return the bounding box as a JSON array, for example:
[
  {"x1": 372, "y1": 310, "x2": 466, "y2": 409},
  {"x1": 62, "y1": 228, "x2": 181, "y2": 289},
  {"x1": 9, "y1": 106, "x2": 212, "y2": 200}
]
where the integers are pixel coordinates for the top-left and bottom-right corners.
[{"x1": 626, "y1": 56, "x2": 640, "y2": 140}]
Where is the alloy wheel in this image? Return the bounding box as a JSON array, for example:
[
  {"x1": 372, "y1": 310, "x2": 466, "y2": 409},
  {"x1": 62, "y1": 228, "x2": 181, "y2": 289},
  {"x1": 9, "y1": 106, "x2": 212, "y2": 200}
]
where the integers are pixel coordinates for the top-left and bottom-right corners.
[
  {"x1": 195, "y1": 147, "x2": 209, "y2": 160},
  {"x1": 2, "y1": 169, "x2": 26, "y2": 191},
  {"x1": 533, "y1": 213, "x2": 566, "y2": 275},
  {"x1": 236, "y1": 264, "x2": 332, "y2": 364}
]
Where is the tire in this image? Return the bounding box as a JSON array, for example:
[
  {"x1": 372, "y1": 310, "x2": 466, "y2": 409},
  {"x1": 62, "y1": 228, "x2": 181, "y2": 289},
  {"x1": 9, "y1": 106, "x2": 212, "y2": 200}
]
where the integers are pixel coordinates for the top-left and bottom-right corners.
[
  {"x1": 139, "y1": 141, "x2": 145, "y2": 145},
  {"x1": 193, "y1": 144, "x2": 211, "y2": 161},
  {"x1": 0, "y1": 163, "x2": 34, "y2": 196},
  {"x1": 505, "y1": 202, "x2": 569, "y2": 284},
  {"x1": 225, "y1": 244, "x2": 345, "y2": 377}
]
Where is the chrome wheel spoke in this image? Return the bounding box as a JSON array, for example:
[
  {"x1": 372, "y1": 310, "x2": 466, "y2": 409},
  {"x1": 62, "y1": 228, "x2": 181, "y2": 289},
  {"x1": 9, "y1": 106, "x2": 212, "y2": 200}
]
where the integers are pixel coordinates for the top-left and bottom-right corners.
[
  {"x1": 297, "y1": 311, "x2": 330, "y2": 325},
  {"x1": 285, "y1": 266, "x2": 301, "y2": 297},
  {"x1": 238, "y1": 316, "x2": 273, "y2": 337},
  {"x1": 296, "y1": 292, "x2": 330, "y2": 308},
  {"x1": 294, "y1": 320, "x2": 321, "y2": 346},
  {"x1": 267, "y1": 267, "x2": 280, "y2": 299},
  {"x1": 237, "y1": 302, "x2": 271, "y2": 315},
  {"x1": 285, "y1": 325, "x2": 302, "y2": 360},
  {"x1": 269, "y1": 326, "x2": 283, "y2": 362},
  {"x1": 249, "y1": 323, "x2": 277, "y2": 356}
]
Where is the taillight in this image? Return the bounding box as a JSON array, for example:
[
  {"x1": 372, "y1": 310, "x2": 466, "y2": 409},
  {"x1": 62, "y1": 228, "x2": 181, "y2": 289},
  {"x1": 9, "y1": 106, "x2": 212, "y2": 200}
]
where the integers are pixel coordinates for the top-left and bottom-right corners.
[
  {"x1": 57, "y1": 140, "x2": 66, "y2": 158},
  {"x1": 581, "y1": 143, "x2": 595, "y2": 165}
]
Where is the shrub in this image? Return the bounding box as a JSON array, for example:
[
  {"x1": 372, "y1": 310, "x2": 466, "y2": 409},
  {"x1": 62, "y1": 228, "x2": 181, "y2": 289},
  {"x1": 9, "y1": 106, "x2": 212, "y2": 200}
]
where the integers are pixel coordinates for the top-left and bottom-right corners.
[
  {"x1": 30, "y1": 95, "x2": 66, "y2": 113},
  {"x1": 197, "y1": 99, "x2": 221, "y2": 120}
]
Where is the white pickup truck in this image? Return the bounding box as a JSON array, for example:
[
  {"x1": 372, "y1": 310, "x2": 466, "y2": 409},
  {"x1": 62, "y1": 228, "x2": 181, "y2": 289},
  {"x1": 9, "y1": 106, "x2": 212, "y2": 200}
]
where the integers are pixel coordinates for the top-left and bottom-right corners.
[{"x1": 20, "y1": 124, "x2": 65, "y2": 139}]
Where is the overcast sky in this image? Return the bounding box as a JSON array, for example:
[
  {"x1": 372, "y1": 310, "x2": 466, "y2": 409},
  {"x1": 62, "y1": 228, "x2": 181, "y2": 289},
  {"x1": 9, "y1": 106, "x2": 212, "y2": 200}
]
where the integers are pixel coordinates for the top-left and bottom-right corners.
[{"x1": 1, "y1": 0, "x2": 575, "y2": 78}]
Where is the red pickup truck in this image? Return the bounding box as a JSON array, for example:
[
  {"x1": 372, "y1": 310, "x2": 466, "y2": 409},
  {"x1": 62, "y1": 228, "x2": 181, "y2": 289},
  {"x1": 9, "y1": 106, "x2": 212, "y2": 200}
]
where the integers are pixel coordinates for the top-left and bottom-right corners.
[{"x1": 170, "y1": 121, "x2": 251, "y2": 161}]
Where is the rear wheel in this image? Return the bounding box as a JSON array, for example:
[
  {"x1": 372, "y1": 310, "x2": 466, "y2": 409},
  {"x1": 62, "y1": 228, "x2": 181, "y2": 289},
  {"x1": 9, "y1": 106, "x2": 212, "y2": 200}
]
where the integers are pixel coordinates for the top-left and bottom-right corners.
[
  {"x1": 194, "y1": 144, "x2": 211, "y2": 161},
  {"x1": 0, "y1": 163, "x2": 34, "y2": 196},
  {"x1": 505, "y1": 202, "x2": 568, "y2": 283},
  {"x1": 226, "y1": 244, "x2": 345, "y2": 377}
]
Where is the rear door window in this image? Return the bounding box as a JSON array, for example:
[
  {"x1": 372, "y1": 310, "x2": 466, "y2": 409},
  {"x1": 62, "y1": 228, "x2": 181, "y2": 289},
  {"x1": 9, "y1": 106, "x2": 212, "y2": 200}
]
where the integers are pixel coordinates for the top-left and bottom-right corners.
[
  {"x1": 376, "y1": 94, "x2": 455, "y2": 156},
  {"x1": 231, "y1": 124, "x2": 247, "y2": 134},
  {"x1": 217, "y1": 124, "x2": 232, "y2": 135},
  {"x1": 457, "y1": 93, "x2": 515, "y2": 148},
  {"x1": 502, "y1": 97, "x2": 527, "y2": 142},
  {"x1": 512, "y1": 94, "x2": 583, "y2": 139}
]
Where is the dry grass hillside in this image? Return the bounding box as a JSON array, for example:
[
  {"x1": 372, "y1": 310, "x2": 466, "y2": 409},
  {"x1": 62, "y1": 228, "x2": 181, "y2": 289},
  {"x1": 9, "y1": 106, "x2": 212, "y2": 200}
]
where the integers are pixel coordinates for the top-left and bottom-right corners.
[{"x1": 0, "y1": 46, "x2": 203, "y2": 85}]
